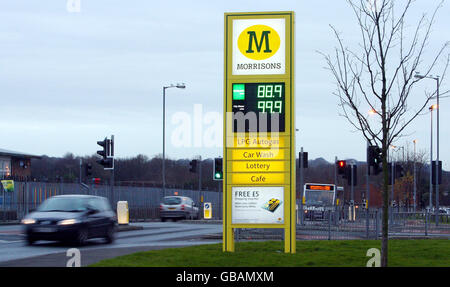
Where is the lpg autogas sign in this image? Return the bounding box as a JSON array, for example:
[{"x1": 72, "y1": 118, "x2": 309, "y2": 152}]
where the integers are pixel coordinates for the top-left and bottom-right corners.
[{"x1": 232, "y1": 18, "x2": 285, "y2": 75}]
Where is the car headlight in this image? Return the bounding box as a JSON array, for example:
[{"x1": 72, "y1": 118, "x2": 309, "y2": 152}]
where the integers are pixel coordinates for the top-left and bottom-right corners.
[
  {"x1": 57, "y1": 219, "x2": 79, "y2": 225},
  {"x1": 21, "y1": 218, "x2": 36, "y2": 225}
]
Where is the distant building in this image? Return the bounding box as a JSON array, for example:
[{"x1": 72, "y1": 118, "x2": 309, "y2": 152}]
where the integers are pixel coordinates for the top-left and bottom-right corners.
[{"x1": 0, "y1": 148, "x2": 41, "y2": 179}]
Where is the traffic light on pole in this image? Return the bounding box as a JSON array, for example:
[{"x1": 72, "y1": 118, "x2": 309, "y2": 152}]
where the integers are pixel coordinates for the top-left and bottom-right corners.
[
  {"x1": 213, "y1": 158, "x2": 223, "y2": 180},
  {"x1": 299, "y1": 152, "x2": 308, "y2": 168},
  {"x1": 367, "y1": 146, "x2": 382, "y2": 175},
  {"x1": 337, "y1": 160, "x2": 346, "y2": 175},
  {"x1": 85, "y1": 163, "x2": 92, "y2": 177},
  {"x1": 97, "y1": 138, "x2": 109, "y2": 159},
  {"x1": 96, "y1": 138, "x2": 113, "y2": 169},
  {"x1": 367, "y1": 146, "x2": 375, "y2": 169},
  {"x1": 432, "y1": 161, "x2": 442, "y2": 185},
  {"x1": 189, "y1": 159, "x2": 198, "y2": 173},
  {"x1": 395, "y1": 163, "x2": 404, "y2": 178},
  {"x1": 373, "y1": 146, "x2": 382, "y2": 175}
]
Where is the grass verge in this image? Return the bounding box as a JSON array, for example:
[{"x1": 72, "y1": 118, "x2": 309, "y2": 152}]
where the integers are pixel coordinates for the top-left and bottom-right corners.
[{"x1": 90, "y1": 239, "x2": 450, "y2": 267}]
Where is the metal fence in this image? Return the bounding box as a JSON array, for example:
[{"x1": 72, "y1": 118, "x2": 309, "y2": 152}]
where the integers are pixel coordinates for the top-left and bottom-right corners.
[
  {"x1": 2, "y1": 182, "x2": 450, "y2": 240},
  {"x1": 235, "y1": 207, "x2": 450, "y2": 241},
  {"x1": 0, "y1": 181, "x2": 223, "y2": 222}
]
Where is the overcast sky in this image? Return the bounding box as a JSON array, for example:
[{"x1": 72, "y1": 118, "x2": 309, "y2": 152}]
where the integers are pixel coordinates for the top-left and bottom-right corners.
[{"x1": 0, "y1": 0, "x2": 449, "y2": 168}]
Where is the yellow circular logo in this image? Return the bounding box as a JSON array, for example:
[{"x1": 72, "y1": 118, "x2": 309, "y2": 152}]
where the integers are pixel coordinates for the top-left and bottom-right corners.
[{"x1": 237, "y1": 25, "x2": 280, "y2": 60}]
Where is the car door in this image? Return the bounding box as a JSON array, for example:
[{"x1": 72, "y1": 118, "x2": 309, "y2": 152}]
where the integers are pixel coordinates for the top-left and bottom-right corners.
[{"x1": 85, "y1": 198, "x2": 105, "y2": 237}]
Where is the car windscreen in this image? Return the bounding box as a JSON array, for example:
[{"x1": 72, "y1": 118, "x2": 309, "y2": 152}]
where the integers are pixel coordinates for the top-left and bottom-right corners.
[
  {"x1": 38, "y1": 197, "x2": 88, "y2": 212},
  {"x1": 163, "y1": 197, "x2": 182, "y2": 205}
]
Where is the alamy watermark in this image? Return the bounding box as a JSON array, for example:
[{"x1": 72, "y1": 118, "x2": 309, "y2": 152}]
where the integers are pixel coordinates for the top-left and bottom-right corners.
[
  {"x1": 366, "y1": 248, "x2": 381, "y2": 267},
  {"x1": 170, "y1": 104, "x2": 281, "y2": 151},
  {"x1": 66, "y1": 248, "x2": 81, "y2": 267}
]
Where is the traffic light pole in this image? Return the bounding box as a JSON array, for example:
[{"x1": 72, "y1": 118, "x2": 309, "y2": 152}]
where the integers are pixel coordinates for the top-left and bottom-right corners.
[
  {"x1": 199, "y1": 156, "x2": 202, "y2": 204},
  {"x1": 334, "y1": 156, "x2": 338, "y2": 225},
  {"x1": 351, "y1": 163, "x2": 354, "y2": 221},
  {"x1": 111, "y1": 168, "x2": 115, "y2": 204},
  {"x1": 429, "y1": 109, "x2": 433, "y2": 210},
  {"x1": 79, "y1": 158, "x2": 82, "y2": 184},
  {"x1": 366, "y1": 142, "x2": 370, "y2": 238},
  {"x1": 351, "y1": 164, "x2": 354, "y2": 203},
  {"x1": 162, "y1": 87, "x2": 166, "y2": 198},
  {"x1": 299, "y1": 148, "x2": 304, "y2": 225}
]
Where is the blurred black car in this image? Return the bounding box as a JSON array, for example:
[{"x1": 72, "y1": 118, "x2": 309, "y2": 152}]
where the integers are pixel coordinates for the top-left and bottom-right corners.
[{"x1": 21, "y1": 195, "x2": 117, "y2": 246}]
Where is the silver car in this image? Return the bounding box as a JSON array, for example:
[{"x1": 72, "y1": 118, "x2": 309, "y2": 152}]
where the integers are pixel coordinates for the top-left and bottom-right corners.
[{"x1": 159, "y1": 196, "x2": 199, "y2": 221}]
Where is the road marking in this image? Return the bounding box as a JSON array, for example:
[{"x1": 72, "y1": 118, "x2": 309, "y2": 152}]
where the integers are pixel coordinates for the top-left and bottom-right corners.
[{"x1": 0, "y1": 240, "x2": 22, "y2": 244}]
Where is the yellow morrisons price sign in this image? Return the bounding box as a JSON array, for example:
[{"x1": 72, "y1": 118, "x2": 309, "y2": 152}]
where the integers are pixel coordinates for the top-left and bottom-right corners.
[{"x1": 223, "y1": 11, "x2": 295, "y2": 254}]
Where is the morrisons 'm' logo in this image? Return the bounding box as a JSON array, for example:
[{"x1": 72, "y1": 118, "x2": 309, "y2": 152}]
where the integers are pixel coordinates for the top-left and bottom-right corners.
[{"x1": 238, "y1": 25, "x2": 280, "y2": 60}]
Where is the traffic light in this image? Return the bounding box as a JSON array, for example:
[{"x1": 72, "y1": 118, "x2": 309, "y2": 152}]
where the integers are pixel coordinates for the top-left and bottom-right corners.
[
  {"x1": 299, "y1": 152, "x2": 308, "y2": 168},
  {"x1": 92, "y1": 177, "x2": 101, "y2": 185},
  {"x1": 96, "y1": 138, "x2": 113, "y2": 169},
  {"x1": 97, "y1": 138, "x2": 110, "y2": 159},
  {"x1": 189, "y1": 159, "x2": 198, "y2": 173},
  {"x1": 85, "y1": 163, "x2": 92, "y2": 177},
  {"x1": 213, "y1": 158, "x2": 223, "y2": 180},
  {"x1": 367, "y1": 146, "x2": 382, "y2": 175},
  {"x1": 373, "y1": 146, "x2": 382, "y2": 175},
  {"x1": 337, "y1": 160, "x2": 346, "y2": 175},
  {"x1": 432, "y1": 160, "x2": 442, "y2": 185},
  {"x1": 367, "y1": 146, "x2": 375, "y2": 167},
  {"x1": 395, "y1": 163, "x2": 404, "y2": 178}
]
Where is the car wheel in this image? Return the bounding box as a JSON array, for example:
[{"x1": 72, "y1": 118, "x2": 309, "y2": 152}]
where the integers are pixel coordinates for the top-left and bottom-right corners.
[
  {"x1": 104, "y1": 225, "x2": 115, "y2": 244},
  {"x1": 75, "y1": 228, "x2": 88, "y2": 246}
]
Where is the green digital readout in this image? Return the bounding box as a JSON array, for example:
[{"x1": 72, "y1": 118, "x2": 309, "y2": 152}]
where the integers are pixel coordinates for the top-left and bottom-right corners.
[
  {"x1": 232, "y1": 82, "x2": 285, "y2": 132},
  {"x1": 256, "y1": 84, "x2": 284, "y2": 114}
]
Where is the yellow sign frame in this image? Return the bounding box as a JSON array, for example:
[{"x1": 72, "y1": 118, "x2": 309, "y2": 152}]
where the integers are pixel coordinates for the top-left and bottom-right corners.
[{"x1": 223, "y1": 11, "x2": 295, "y2": 253}]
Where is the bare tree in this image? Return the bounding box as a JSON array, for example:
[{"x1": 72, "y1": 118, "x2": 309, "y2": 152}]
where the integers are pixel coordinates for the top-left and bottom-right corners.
[{"x1": 321, "y1": 0, "x2": 449, "y2": 266}]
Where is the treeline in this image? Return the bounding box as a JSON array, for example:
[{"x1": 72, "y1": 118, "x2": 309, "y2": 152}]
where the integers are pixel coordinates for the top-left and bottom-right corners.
[
  {"x1": 30, "y1": 153, "x2": 219, "y2": 191},
  {"x1": 30, "y1": 152, "x2": 450, "y2": 208}
]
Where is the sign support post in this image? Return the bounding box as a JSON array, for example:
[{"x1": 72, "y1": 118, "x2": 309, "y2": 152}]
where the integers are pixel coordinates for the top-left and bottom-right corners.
[{"x1": 223, "y1": 11, "x2": 295, "y2": 253}]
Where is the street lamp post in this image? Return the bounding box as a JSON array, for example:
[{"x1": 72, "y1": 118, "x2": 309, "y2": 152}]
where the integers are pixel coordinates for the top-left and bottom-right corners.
[
  {"x1": 162, "y1": 83, "x2": 186, "y2": 198},
  {"x1": 429, "y1": 105, "x2": 435, "y2": 210},
  {"x1": 415, "y1": 73, "x2": 440, "y2": 220}
]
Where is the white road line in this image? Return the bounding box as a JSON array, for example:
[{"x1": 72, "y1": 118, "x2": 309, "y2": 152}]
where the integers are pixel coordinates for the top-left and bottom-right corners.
[{"x1": 0, "y1": 240, "x2": 23, "y2": 244}]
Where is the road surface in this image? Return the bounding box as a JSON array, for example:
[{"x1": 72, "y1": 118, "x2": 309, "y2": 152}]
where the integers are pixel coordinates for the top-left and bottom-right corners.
[{"x1": 0, "y1": 222, "x2": 222, "y2": 267}]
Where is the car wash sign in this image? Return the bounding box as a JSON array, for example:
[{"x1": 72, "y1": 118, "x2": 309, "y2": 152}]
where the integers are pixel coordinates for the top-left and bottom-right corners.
[{"x1": 224, "y1": 11, "x2": 295, "y2": 254}]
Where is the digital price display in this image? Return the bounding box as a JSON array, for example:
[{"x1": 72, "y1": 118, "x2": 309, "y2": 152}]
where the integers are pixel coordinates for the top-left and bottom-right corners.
[{"x1": 232, "y1": 83, "x2": 285, "y2": 132}]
